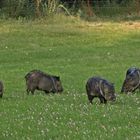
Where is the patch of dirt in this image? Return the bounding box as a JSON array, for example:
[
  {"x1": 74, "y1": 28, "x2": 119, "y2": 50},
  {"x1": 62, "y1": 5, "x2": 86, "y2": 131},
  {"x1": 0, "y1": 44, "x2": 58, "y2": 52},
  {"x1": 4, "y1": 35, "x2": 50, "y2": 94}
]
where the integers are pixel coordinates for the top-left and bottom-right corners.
[{"x1": 124, "y1": 22, "x2": 140, "y2": 29}]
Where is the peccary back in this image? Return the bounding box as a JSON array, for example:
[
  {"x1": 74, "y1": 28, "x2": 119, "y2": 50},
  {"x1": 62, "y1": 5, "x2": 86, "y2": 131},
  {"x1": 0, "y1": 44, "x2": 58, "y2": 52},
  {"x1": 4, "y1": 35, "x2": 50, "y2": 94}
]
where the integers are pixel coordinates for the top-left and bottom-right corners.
[
  {"x1": 86, "y1": 76, "x2": 116, "y2": 104},
  {"x1": 121, "y1": 67, "x2": 140, "y2": 93},
  {"x1": 25, "y1": 70, "x2": 45, "y2": 82},
  {"x1": 25, "y1": 70, "x2": 63, "y2": 94},
  {"x1": 0, "y1": 81, "x2": 4, "y2": 98}
]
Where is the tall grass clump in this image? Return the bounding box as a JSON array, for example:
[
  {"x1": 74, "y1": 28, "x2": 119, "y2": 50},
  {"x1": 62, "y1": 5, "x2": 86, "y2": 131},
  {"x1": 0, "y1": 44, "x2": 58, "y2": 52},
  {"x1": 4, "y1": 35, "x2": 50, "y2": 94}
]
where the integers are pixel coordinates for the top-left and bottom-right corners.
[
  {"x1": 0, "y1": 0, "x2": 71, "y2": 19},
  {"x1": 42, "y1": 0, "x2": 71, "y2": 17},
  {"x1": 0, "y1": 0, "x2": 140, "y2": 21}
]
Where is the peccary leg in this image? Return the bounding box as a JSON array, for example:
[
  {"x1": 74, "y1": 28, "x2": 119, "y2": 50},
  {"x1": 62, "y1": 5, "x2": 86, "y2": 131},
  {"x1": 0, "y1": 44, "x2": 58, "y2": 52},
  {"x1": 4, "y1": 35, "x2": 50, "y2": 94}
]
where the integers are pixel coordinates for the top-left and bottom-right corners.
[
  {"x1": 26, "y1": 89, "x2": 30, "y2": 95},
  {"x1": 0, "y1": 94, "x2": 2, "y2": 98},
  {"x1": 26, "y1": 87, "x2": 33, "y2": 95},
  {"x1": 27, "y1": 85, "x2": 36, "y2": 95},
  {"x1": 99, "y1": 96, "x2": 107, "y2": 104},
  {"x1": 30, "y1": 88, "x2": 35, "y2": 95},
  {"x1": 45, "y1": 91, "x2": 49, "y2": 94},
  {"x1": 31, "y1": 90, "x2": 35, "y2": 95},
  {"x1": 88, "y1": 95, "x2": 94, "y2": 104}
]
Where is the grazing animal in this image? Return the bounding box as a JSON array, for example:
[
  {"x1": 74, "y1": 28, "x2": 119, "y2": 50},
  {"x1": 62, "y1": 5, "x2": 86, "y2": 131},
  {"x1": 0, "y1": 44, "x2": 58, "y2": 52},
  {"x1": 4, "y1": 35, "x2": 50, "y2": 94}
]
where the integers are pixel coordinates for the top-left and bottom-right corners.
[
  {"x1": 0, "y1": 81, "x2": 4, "y2": 98},
  {"x1": 121, "y1": 67, "x2": 140, "y2": 93},
  {"x1": 25, "y1": 70, "x2": 63, "y2": 94},
  {"x1": 86, "y1": 76, "x2": 116, "y2": 104}
]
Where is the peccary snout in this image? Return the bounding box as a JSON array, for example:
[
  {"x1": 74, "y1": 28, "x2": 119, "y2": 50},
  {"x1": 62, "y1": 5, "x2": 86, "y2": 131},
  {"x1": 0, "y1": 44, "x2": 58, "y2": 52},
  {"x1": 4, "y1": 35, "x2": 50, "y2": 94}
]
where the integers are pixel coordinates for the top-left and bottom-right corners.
[
  {"x1": 108, "y1": 94, "x2": 116, "y2": 102},
  {"x1": 51, "y1": 76, "x2": 63, "y2": 93}
]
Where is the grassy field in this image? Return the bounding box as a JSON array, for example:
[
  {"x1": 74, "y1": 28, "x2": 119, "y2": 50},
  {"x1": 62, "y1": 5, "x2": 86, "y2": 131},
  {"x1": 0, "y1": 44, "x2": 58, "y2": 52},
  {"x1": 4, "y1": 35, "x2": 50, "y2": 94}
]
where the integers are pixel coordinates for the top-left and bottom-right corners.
[{"x1": 0, "y1": 17, "x2": 140, "y2": 139}]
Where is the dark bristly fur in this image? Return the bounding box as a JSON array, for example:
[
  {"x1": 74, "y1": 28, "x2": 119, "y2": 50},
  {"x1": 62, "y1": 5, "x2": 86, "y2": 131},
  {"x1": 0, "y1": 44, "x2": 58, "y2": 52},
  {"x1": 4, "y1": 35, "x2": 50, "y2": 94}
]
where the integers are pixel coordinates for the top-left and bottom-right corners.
[
  {"x1": 121, "y1": 67, "x2": 140, "y2": 93},
  {"x1": 86, "y1": 76, "x2": 116, "y2": 104},
  {"x1": 25, "y1": 70, "x2": 63, "y2": 95}
]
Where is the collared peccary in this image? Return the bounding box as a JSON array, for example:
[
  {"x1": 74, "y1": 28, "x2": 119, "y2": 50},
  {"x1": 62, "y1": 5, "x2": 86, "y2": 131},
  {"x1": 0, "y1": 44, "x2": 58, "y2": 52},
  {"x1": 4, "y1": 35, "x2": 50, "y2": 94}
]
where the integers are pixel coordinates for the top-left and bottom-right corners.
[
  {"x1": 86, "y1": 76, "x2": 116, "y2": 104},
  {"x1": 0, "y1": 81, "x2": 4, "y2": 98},
  {"x1": 121, "y1": 67, "x2": 140, "y2": 93},
  {"x1": 25, "y1": 70, "x2": 63, "y2": 94}
]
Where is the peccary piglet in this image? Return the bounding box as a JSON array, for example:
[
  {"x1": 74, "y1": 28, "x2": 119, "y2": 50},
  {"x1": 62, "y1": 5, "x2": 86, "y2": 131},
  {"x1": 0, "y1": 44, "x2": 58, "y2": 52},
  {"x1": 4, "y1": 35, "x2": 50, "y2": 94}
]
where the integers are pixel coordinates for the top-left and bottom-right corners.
[
  {"x1": 121, "y1": 67, "x2": 140, "y2": 93},
  {"x1": 25, "y1": 70, "x2": 63, "y2": 95},
  {"x1": 86, "y1": 76, "x2": 116, "y2": 104},
  {"x1": 0, "y1": 81, "x2": 4, "y2": 98}
]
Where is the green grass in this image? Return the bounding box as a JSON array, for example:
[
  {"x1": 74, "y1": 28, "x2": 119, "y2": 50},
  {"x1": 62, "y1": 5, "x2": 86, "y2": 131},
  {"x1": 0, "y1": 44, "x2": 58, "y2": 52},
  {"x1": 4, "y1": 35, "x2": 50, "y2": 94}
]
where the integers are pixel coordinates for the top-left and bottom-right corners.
[{"x1": 0, "y1": 17, "x2": 140, "y2": 139}]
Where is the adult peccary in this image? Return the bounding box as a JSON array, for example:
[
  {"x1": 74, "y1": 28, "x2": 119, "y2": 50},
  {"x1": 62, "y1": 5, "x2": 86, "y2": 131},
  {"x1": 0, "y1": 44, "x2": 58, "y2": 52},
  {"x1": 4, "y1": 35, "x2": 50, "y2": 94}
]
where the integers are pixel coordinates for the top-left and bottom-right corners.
[
  {"x1": 0, "y1": 81, "x2": 4, "y2": 98},
  {"x1": 25, "y1": 70, "x2": 63, "y2": 94},
  {"x1": 86, "y1": 76, "x2": 116, "y2": 104},
  {"x1": 121, "y1": 67, "x2": 140, "y2": 93}
]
